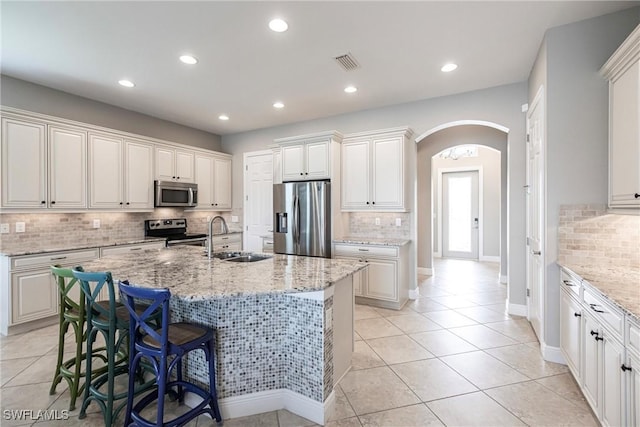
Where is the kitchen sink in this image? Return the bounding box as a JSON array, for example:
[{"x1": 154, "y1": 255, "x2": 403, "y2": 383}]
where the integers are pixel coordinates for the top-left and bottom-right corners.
[
  {"x1": 210, "y1": 251, "x2": 243, "y2": 259},
  {"x1": 224, "y1": 254, "x2": 272, "y2": 263}
]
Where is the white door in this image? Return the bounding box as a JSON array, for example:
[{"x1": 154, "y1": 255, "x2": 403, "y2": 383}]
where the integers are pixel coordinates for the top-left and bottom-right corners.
[
  {"x1": 244, "y1": 151, "x2": 274, "y2": 252},
  {"x1": 442, "y1": 171, "x2": 479, "y2": 259},
  {"x1": 526, "y1": 88, "x2": 545, "y2": 342}
]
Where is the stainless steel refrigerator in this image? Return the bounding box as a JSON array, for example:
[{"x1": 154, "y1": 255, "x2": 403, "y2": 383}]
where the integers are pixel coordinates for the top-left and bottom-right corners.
[{"x1": 273, "y1": 180, "x2": 331, "y2": 258}]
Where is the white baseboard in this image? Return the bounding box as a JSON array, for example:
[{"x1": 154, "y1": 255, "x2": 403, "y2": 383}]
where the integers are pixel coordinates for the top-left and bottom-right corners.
[
  {"x1": 417, "y1": 267, "x2": 433, "y2": 275},
  {"x1": 499, "y1": 275, "x2": 507, "y2": 284},
  {"x1": 480, "y1": 255, "x2": 500, "y2": 263},
  {"x1": 185, "y1": 388, "x2": 332, "y2": 425},
  {"x1": 408, "y1": 288, "x2": 420, "y2": 300},
  {"x1": 541, "y1": 343, "x2": 566, "y2": 364},
  {"x1": 508, "y1": 303, "x2": 527, "y2": 317}
]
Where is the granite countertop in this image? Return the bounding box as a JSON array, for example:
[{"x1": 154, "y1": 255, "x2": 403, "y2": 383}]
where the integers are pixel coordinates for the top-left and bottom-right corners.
[
  {"x1": 80, "y1": 246, "x2": 367, "y2": 301},
  {"x1": 0, "y1": 237, "x2": 167, "y2": 257},
  {"x1": 333, "y1": 236, "x2": 411, "y2": 246},
  {"x1": 561, "y1": 263, "x2": 640, "y2": 321}
]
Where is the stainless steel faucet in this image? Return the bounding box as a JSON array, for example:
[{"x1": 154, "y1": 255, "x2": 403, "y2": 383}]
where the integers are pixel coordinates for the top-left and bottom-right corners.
[{"x1": 207, "y1": 216, "x2": 229, "y2": 259}]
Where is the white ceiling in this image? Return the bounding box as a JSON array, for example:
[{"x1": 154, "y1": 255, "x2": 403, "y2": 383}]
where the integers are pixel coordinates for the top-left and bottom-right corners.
[{"x1": 1, "y1": 1, "x2": 637, "y2": 135}]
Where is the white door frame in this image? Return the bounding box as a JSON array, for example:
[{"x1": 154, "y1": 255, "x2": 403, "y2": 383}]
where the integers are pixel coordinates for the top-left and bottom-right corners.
[
  {"x1": 435, "y1": 166, "x2": 484, "y2": 260},
  {"x1": 243, "y1": 149, "x2": 274, "y2": 251},
  {"x1": 526, "y1": 85, "x2": 546, "y2": 344}
]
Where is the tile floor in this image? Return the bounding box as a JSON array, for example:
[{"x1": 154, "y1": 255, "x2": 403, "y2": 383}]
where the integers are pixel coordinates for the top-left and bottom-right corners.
[{"x1": 0, "y1": 259, "x2": 597, "y2": 426}]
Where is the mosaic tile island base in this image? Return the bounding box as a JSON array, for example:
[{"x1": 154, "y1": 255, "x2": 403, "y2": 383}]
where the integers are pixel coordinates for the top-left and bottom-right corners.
[{"x1": 80, "y1": 246, "x2": 367, "y2": 425}]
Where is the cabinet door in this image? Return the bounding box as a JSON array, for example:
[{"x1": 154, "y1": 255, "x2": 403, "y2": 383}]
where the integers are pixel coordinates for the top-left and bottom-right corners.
[
  {"x1": 48, "y1": 126, "x2": 87, "y2": 209},
  {"x1": 282, "y1": 144, "x2": 305, "y2": 181},
  {"x1": 372, "y1": 136, "x2": 403, "y2": 209},
  {"x1": 156, "y1": 147, "x2": 176, "y2": 181},
  {"x1": 342, "y1": 141, "x2": 370, "y2": 210},
  {"x1": 629, "y1": 352, "x2": 640, "y2": 427},
  {"x1": 1, "y1": 118, "x2": 47, "y2": 208},
  {"x1": 124, "y1": 140, "x2": 154, "y2": 209},
  {"x1": 213, "y1": 157, "x2": 232, "y2": 209},
  {"x1": 582, "y1": 313, "x2": 601, "y2": 415},
  {"x1": 273, "y1": 150, "x2": 283, "y2": 184},
  {"x1": 610, "y1": 61, "x2": 640, "y2": 207},
  {"x1": 11, "y1": 269, "x2": 57, "y2": 324},
  {"x1": 601, "y1": 333, "x2": 625, "y2": 427},
  {"x1": 365, "y1": 258, "x2": 398, "y2": 301},
  {"x1": 195, "y1": 154, "x2": 215, "y2": 208},
  {"x1": 306, "y1": 140, "x2": 330, "y2": 179},
  {"x1": 560, "y1": 289, "x2": 582, "y2": 378},
  {"x1": 353, "y1": 268, "x2": 363, "y2": 296},
  {"x1": 89, "y1": 133, "x2": 123, "y2": 208},
  {"x1": 175, "y1": 150, "x2": 195, "y2": 182}
]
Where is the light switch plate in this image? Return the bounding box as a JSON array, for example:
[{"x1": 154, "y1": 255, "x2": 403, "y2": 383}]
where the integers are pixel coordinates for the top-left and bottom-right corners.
[
  {"x1": 15, "y1": 222, "x2": 25, "y2": 233},
  {"x1": 0, "y1": 223, "x2": 9, "y2": 234},
  {"x1": 375, "y1": 218, "x2": 381, "y2": 226},
  {"x1": 395, "y1": 218, "x2": 402, "y2": 227},
  {"x1": 93, "y1": 219, "x2": 101, "y2": 229}
]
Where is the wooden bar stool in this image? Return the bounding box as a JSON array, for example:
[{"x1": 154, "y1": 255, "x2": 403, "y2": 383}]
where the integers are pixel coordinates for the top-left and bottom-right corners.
[
  {"x1": 118, "y1": 280, "x2": 222, "y2": 426},
  {"x1": 49, "y1": 265, "x2": 108, "y2": 411}
]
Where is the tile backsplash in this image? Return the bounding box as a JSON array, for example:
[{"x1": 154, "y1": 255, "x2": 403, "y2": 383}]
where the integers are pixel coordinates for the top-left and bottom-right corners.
[
  {"x1": 347, "y1": 212, "x2": 411, "y2": 239},
  {"x1": 0, "y1": 208, "x2": 243, "y2": 254},
  {"x1": 558, "y1": 204, "x2": 640, "y2": 269}
]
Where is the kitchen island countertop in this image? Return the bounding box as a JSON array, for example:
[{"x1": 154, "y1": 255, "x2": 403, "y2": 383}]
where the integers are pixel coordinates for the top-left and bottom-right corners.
[
  {"x1": 80, "y1": 245, "x2": 367, "y2": 301},
  {"x1": 333, "y1": 236, "x2": 410, "y2": 246}
]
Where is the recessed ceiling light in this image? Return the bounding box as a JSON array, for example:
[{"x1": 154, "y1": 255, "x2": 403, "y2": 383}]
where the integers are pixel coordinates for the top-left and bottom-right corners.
[
  {"x1": 218, "y1": 114, "x2": 229, "y2": 121},
  {"x1": 273, "y1": 102, "x2": 285, "y2": 109},
  {"x1": 118, "y1": 79, "x2": 135, "y2": 88},
  {"x1": 179, "y1": 55, "x2": 198, "y2": 65},
  {"x1": 269, "y1": 18, "x2": 288, "y2": 32},
  {"x1": 441, "y1": 63, "x2": 458, "y2": 72},
  {"x1": 344, "y1": 85, "x2": 358, "y2": 93}
]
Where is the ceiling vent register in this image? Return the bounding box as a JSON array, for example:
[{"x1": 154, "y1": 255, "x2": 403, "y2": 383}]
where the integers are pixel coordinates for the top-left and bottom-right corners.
[{"x1": 334, "y1": 53, "x2": 360, "y2": 71}]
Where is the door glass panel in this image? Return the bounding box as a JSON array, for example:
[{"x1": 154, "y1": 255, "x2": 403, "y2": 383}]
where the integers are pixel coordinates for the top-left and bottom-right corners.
[{"x1": 447, "y1": 176, "x2": 471, "y2": 252}]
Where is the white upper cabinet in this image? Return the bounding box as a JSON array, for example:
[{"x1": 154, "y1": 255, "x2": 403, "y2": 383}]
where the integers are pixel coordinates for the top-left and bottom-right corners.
[
  {"x1": 276, "y1": 131, "x2": 341, "y2": 182},
  {"x1": 601, "y1": 24, "x2": 640, "y2": 208},
  {"x1": 194, "y1": 153, "x2": 232, "y2": 210},
  {"x1": 1, "y1": 117, "x2": 87, "y2": 209},
  {"x1": 156, "y1": 146, "x2": 194, "y2": 182},
  {"x1": 124, "y1": 139, "x2": 154, "y2": 209},
  {"x1": 341, "y1": 127, "x2": 413, "y2": 211}
]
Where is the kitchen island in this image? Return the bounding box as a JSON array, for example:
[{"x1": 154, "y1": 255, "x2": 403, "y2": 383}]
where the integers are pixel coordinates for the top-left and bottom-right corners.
[{"x1": 80, "y1": 246, "x2": 366, "y2": 425}]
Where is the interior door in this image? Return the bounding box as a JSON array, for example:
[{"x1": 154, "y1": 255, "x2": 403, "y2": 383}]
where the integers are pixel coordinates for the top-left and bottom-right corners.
[
  {"x1": 526, "y1": 90, "x2": 545, "y2": 342},
  {"x1": 244, "y1": 151, "x2": 273, "y2": 252},
  {"x1": 442, "y1": 171, "x2": 479, "y2": 259}
]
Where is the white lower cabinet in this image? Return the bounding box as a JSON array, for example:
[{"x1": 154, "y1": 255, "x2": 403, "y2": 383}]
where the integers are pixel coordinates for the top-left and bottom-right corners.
[
  {"x1": 211, "y1": 233, "x2": 242, "y2": 252},
  {"x1": 334, "y1": 242, "x2": 409, "y2": 310},
  {"x1": 601, "y1": 329, "x2": 625, "y2": 427},
  {"x1": 560, "y1": 286, "x2": 582, "y2": 378},
  {"x1": 100, "y1": 241, "x2": 165, "y2": 257}
]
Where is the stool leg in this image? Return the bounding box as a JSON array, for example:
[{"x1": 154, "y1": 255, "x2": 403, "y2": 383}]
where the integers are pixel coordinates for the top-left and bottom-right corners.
[
  {"x1": 79, "y1": 325, "x2": 95, "y2": 420},
  {"x1": 68, "y1": 319, "x2": 84, "y2": 411},
  {"x1": 208, "y1": 340, "x2": 222, "y2": 422},
  {"x1": 49, "y1": 317, "x2": 67, "y2": 396}
]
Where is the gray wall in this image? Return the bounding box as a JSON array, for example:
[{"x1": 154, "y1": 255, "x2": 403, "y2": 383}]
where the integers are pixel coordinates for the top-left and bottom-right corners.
[
  {"x1": 222, "y1": 82, "x2": 527, "y2": 307},
  {"x1": 0, "y1": 75, "x2": 223, "y2": 151},
  {"x1": 528, "y1": 7, "x2": 639, "y2": 349}
]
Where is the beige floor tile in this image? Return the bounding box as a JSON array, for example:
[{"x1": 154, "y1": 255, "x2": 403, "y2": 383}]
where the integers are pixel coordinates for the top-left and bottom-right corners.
[
  {"x1": 441, "y1": 351, "x2": 529, "y2": 389},
  {"x1": 222, "y1": 411, "x2": 279, "y2": 426},
  {"x1": 486, "y1": 344, "x2": 569, "y2": 379},
  {"x1": 339, "y1": 366, "x2": 420, "y2": 415},
  {"x1": 277, "y1": 409, "x2": 318, "y2": 426},
  {"x1": 354, "y1": 331, "x2": 363, "y2": 342},
  {"x1": 483, "y1": 303, "x2": 509, "y2": 313},
  {"x1": 448, "y1": 324, "x2": 518, "y2": 349},
  {"x1": 409, "y1": 330, "x2": 478, "y2": 357},
  {"x1": 354, "y1": 305, "x2": 382, "y2": 320},
  {"x1": 0, "y1": 382, "x2": 66, "y2": 427},
  {"x1": 385, "y1": 313, "x2": 442, "y2": 334},
  {"x1": 328, "y1": 385, "x2": 356, "y2": 422},
  {"x1": 415, "y1": 286, "x2": 452, "y2": 298},
  {"x1": 0, "y1": 333, "x2": 59, "y2": 361},
  {"x1": 427, "y1": 391, "x2": 525, "y2": 426},
  {"x1": 0, "y1": 357, "x2": 39, "y2": 387},
  {"x1": 454, "y1": 306, "x2": 511, "y2": 323},
  {"x1": 366, "y1": 335, "x2": 434, "y2": 365},
  {"x1": 422, "y1": 310, "x2": 477, "y2": 328},
  {"x1": 372, "y1": 305, "x2": 414, "y2": 317},
  {"x1": 391, "y1": 359, "x2": 477, "y2": 402},
  {"x1": 33, "y1": 410, "x2": 109, "y2": 427},
  {"x1": 486, "y1": 381, "x2": 599, "y2": 426},
  {"x1": 354, "y1": 318, "x2": 403, "y2": 340},
  {"x1": 406, "y1": 298, "x2": 448, "y2": 313},
  {"x1": 536, "y1": 373, "x2": 591, "y2": 410},
  {"x1": 4, "y1": 354, "x2": 64, "y2": 388},
  {"x1": 430, "y1": 296, "x2": 477, "y2": 309},
  {"x1": 464, "y1": 291, "x2": 508, "y2": 305},
  {"x1": 485, "y1": 318, "x2": 538, "y2": 343},
  {"x1": 351, "y1": 341, "x2": 385, "y2": 371},
  {"x1": 325, "y1": 417, "x2": 362, "y2": 427},
  {"x1": 359, "y1": 403, "x2": 444, "y2": 426}
]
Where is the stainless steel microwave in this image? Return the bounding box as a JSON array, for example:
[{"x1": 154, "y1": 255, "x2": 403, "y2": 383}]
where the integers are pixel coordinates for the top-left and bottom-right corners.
[{"x1": 154, "y1": 180, "x2": 198, "y2": 207}]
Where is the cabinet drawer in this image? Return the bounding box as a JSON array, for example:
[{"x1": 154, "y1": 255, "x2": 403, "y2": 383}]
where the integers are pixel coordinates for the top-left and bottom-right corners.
[
  {"x1": 628, "y1": 317, "x2": 640, "y2": 358},
  {"x1": 211, "y1": 233, "x2": 242, "y2": 245},
  {"x1": 583, "y1": 285, "x2": 624, "y2": 337},
  {"x1": 334, "y1": 244, "x2": 398, "y2": 258},
  {"x1": 11, "y1": 248, "x2": 99, "y2": 270},
  {"x1": 100, "y1": 242, "x2": 165, "y2": 257},
  {"x1": 560, "y1": 268, "x2": 581, "y2": 298}
]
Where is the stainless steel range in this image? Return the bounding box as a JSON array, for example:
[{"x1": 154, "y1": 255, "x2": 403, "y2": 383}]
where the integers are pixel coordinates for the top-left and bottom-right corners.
[{"x1": 144, "y1": 218, "x2": 207, "y2": 247}]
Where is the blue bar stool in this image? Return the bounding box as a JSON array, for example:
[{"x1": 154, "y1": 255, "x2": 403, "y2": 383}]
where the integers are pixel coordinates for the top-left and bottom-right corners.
[
  {"x1": 72, "y1": 268, "x2": 156, "y2": 426},
  {"x1": 118, "y1": 280, "x2": 222, "y2": 427}
]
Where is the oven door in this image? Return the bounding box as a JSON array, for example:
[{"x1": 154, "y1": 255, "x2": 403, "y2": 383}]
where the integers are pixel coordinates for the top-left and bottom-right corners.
[{"x1": 167, "y1": 237, "x2": 207, "y2": 247}]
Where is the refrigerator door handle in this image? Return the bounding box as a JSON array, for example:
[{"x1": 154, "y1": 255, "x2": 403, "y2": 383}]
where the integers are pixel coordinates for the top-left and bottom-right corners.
[{"x1": 293, "y1": 194, "x2": 299, "y2": 246}]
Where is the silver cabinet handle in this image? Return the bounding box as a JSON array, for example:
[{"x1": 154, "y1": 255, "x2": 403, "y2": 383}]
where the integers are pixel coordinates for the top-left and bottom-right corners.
[
  {"x1": 532, "y1": 251, "x2": 541, "y2": 255},
  {"x1": 563, "y1": 280, "x2": 576, "y2": 287},
  {"x1": 50, "y1": 256, "x2": 67, "y2": 261},
  {"x1": 130, "y1": 247, "x2": 142, "y2": 251}
]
